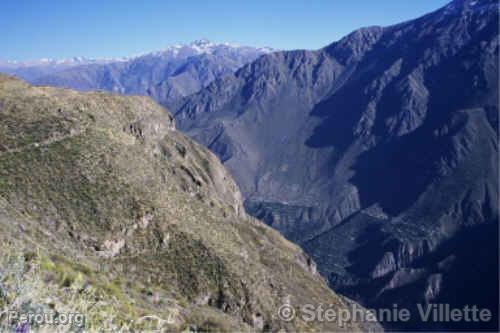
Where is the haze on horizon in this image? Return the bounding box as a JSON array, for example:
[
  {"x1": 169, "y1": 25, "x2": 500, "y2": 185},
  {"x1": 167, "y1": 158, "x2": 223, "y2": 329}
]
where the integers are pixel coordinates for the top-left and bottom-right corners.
[{"x1": 2, "y1": 0, "x2": 449, "y2": 61}]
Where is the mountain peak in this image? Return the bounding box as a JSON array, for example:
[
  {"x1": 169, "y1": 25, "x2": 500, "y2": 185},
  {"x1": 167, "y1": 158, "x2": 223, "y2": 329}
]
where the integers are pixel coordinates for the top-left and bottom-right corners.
[
  {"x1": 191, "y1": 38, "x2": 215, "y2": 47},
  {"x1": 157, "y1": 39, "x2": 274, "y2": 57}
]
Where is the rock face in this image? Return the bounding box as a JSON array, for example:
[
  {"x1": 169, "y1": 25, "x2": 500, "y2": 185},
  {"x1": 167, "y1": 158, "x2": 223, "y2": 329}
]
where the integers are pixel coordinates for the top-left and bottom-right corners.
[
  {"x1": 0, "y1": 75, "x2": 379, "y2": 332},
  {"x1": 1, "y1": 40, "x2": 272, "y2": 109},
  {"x1": 175, "y1": 0, "x2": 499, "y2": 330}
]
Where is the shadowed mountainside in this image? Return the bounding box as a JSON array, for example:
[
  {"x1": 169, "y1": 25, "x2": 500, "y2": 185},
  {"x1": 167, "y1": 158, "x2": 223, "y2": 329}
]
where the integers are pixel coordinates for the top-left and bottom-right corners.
[{"x1": 175, "y1": 0, "x2": 499, "y2": 330}]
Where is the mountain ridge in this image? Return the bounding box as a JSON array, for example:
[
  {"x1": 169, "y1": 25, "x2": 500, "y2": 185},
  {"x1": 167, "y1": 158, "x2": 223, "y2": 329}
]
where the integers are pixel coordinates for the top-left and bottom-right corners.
[{"x1": 175, "y1": 0, "x2": 499, "y2": 330}]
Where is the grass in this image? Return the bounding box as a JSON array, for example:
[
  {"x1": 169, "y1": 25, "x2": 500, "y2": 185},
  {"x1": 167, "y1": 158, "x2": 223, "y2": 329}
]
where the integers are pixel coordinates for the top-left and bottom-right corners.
[{"x1": 0, "y1": 75, "x2": 370, "y2": 332}]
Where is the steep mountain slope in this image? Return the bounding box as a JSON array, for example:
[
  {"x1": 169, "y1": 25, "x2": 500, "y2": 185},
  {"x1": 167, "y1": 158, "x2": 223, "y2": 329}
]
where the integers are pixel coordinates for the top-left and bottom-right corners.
[
  {"x1": 0, "y1": 75, "x2": 379, "y2": 332},
  {"x1": 13, "y1": 40, "x2": 271, "y2": 109},
  {"x1": 175, "y1": 0, "x2": 499, "y2": 330}
]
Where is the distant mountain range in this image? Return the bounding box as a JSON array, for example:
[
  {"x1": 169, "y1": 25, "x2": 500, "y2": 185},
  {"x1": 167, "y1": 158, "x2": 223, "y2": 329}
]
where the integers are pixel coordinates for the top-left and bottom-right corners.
[
  {"x1": 1, "y1": 0, "x2": 497, "y2": 331},
  {"x1": 0, "y1": 57, "x2": 126, "y2": 81},
  {"x1": 175, "y1": 0, "x2": 498, "y2": 330},
  {"x1": 0, "y1": 39, "x2": 273, "y2": 108}
]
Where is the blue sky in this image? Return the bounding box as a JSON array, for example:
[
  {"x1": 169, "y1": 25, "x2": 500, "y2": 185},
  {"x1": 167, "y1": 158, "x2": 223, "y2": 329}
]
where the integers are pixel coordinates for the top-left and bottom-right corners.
[{"x1": 1, "y1": 0, "x2": 449, "y2": 61}]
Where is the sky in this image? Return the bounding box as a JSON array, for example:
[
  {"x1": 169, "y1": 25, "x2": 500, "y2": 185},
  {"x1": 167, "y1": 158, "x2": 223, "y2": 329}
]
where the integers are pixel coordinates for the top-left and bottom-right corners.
[{"x1": 1, "y1": 0, "x2": 449, "y2": 61}]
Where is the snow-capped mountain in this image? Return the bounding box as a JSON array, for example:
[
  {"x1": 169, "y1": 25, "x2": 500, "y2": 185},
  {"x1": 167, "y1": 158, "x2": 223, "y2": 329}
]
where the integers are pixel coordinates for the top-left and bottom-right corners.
[
  {"x1": 0, "y1": 40, "x2": 273, "y2": 107},
  {"x1": 148, "y1": 39, "x2": 273, "y2": 58}
]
